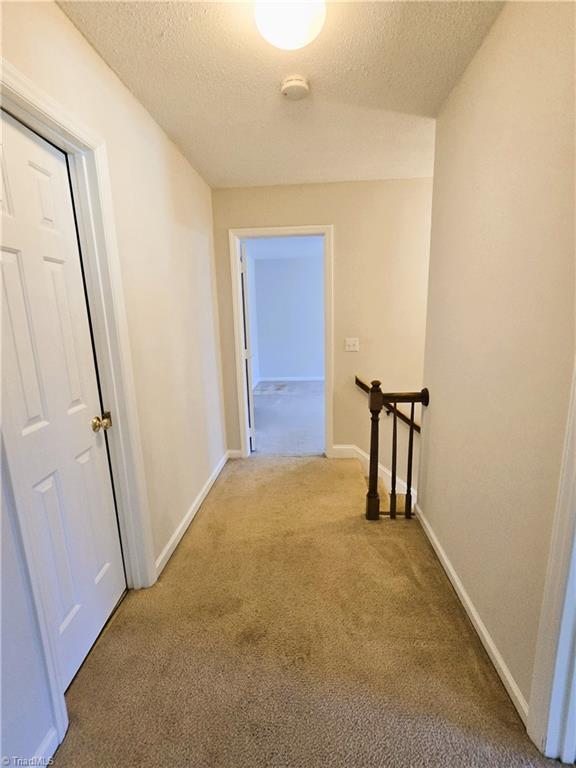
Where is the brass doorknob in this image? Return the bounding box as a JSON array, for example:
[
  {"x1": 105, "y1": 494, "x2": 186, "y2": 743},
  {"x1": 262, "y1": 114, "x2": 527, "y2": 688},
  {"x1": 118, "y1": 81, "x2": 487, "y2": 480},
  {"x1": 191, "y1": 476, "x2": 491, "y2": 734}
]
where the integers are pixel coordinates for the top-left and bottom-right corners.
[{"x1": 91, "y1": 412, "x2": 112, "y2": 433}]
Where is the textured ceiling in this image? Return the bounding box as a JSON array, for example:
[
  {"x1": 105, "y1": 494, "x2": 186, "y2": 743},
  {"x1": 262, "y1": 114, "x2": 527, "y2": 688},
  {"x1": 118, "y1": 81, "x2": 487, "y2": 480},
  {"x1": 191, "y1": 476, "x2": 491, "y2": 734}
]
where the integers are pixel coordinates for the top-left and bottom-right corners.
[{"x1": 59, "y1": 1, "x2": 502, "y2": 188}]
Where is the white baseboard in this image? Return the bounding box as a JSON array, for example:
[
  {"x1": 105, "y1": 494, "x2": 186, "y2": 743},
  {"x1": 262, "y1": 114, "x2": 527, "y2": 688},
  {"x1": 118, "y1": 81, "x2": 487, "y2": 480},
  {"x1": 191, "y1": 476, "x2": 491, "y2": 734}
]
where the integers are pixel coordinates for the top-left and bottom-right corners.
[
  {"x1": 226, "y1": 449, "x2": 243, "y2": 459},
  {"x1": 257, "y1": 376, "x2": 325, "y2": 382},
  {"x1": 35, "y1": 726, "x2": 59, "y2": 762},
  {"x1": 155, "y1": 453, "x2": 229, "y2": 576},
  {"x1": 415, "y1": 503, "x2": 529, "y2": 723},
  {"x1": 329, "y1": 443, "x2": 416, "y2": 500}
]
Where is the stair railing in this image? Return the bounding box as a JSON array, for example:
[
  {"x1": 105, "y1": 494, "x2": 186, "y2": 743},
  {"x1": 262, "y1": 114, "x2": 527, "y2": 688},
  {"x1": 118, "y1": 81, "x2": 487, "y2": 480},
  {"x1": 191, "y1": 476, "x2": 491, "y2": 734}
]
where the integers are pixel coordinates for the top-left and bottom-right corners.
[{"x1": 355, "y1": 376, "x2": 429, "y2": 521}]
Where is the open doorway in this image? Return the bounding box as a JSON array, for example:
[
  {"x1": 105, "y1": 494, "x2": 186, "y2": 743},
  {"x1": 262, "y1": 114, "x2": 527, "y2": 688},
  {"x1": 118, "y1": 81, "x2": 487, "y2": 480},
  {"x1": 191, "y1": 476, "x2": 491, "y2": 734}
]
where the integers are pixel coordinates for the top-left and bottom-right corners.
[
  {"x1": 245, "y1": 235, "x2": 324, "y2": 454},
  {"x1": 229, "y1": 226, "x2": 334, "y2": 458}
]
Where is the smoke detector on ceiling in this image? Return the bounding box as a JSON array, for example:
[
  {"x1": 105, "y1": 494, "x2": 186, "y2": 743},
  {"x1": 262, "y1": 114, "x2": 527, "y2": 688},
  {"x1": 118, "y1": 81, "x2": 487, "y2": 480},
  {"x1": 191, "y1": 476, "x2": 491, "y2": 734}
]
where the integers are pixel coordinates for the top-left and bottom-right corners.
[{"x1": 280, "y1": 75, "x2": 310, "y2": 101}]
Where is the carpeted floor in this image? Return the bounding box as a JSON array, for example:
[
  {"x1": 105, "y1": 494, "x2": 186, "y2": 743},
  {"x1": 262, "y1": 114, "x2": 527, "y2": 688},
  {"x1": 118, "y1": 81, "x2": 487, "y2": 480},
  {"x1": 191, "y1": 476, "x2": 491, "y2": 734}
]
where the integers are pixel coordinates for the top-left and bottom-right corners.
[
  {"x1": 54, "y1": 458, "x2": 553, "y2": 767},
  {"x1": 253, "y1": 381, "x2": 324, "y2": 455}
]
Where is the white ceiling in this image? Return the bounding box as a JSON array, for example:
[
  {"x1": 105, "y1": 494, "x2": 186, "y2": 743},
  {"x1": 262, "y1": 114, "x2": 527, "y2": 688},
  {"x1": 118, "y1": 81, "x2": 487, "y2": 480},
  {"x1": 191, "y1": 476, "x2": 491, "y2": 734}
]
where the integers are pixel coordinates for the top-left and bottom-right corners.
[{"x1": 59, "y1": 1, "x2": 502, "y2": 188}]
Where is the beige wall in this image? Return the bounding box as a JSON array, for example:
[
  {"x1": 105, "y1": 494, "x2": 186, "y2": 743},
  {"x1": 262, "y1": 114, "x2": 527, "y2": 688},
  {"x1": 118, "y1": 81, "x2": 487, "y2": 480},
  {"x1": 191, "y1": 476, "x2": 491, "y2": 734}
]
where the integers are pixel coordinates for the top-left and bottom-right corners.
[
  {"x1": 419, "y1": 1, "x2": 575, "y2": 706},
  {"x1": 213, "y1": 179, "x2": 433, "y2": 471},
  {"x1": 2, "y1": 1, "x2": 227, "y2": 560}
]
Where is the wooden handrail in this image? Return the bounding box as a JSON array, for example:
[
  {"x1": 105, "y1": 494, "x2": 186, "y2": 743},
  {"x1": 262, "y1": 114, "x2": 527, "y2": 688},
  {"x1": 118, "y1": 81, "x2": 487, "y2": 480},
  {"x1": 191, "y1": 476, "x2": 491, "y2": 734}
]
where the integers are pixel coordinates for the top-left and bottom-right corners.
[
  {"x1": 357, "y1": 377, "x2": 430, "y2": 521},
  {"x1": 355, "y1": 376, "x2": 371, "y2": 394},
  {"x1": 355, "y1": 376, "x2": 423, "y2": 433}
]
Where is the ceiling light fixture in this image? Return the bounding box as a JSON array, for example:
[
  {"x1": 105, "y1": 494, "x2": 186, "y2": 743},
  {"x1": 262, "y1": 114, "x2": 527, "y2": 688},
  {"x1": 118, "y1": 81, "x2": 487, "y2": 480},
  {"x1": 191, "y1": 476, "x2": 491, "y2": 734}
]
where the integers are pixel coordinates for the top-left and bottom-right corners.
[{"x1": 254, "y1": 1, "x2": 326, "y2": 51}]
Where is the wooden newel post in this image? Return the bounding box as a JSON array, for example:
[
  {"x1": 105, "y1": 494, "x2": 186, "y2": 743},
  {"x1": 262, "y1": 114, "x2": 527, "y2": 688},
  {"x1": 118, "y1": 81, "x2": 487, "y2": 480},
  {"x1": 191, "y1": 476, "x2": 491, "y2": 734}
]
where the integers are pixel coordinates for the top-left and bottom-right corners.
[{"x1": 366, "y1": 380, "x2": 383, "y2": 520}]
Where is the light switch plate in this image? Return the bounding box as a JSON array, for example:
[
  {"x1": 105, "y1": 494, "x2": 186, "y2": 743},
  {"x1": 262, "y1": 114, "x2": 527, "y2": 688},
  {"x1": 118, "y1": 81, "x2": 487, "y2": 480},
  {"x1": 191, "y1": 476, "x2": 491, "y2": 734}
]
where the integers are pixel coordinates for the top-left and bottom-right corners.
[{"x1": 345, "y1": 337, "x2": 360, "y2": 352}]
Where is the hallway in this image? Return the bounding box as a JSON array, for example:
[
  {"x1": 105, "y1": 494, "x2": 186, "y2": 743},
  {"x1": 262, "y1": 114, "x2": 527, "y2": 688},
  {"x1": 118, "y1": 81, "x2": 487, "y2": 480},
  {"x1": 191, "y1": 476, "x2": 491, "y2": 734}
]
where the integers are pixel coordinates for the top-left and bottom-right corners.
[{"x1": 54, "y1": 458, "x2": 552, "y2": 767}]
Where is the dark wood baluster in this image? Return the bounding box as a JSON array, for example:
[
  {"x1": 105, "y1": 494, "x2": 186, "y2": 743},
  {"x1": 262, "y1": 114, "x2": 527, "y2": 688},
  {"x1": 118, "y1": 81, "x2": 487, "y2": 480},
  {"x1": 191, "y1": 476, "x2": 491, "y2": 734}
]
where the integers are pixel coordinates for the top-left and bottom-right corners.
[
  {"x1": 390, "y1": 402, "x2": 397, "y2": 519},
  {"x1": 366, "y1": 380, "x2": 383, "y2": 521},
  {"x1": 405, "y1": 402, "x2": 415, "y2": 519}
]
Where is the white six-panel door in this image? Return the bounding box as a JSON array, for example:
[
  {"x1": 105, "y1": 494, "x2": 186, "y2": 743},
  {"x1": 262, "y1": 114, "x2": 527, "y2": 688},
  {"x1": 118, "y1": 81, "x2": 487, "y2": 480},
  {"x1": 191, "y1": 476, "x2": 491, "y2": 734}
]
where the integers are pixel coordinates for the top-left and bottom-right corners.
[{"x1": 1, "y1": 111, "x2": 126, "y2": 690}]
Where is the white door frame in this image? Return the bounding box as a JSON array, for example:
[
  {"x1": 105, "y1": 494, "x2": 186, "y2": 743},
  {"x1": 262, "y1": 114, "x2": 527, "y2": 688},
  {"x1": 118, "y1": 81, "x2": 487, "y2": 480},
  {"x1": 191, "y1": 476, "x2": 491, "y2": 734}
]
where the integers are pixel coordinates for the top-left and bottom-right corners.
[
  {"x1": 528, "y1": 357, "x2": 576, "y2": 763},
  {"x1": 1, "y1": 60, "x2": 156, "y2": 737},
  {"x1": 229, "y1": 225, "x2": 334, "y2": 458},
  {"x1": 239, "y1": 240, "x2": 257, "y2": 452}
]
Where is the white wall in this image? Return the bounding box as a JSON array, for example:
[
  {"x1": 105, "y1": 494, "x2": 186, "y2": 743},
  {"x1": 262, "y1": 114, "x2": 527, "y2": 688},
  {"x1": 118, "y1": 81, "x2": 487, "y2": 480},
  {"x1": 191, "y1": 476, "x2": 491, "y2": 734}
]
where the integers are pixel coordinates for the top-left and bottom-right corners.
[
  {"x1": 213, "y1": 179, "x2": 433, "y2": 475},
  {"x1": 2, "y1": 482, "x2": 59, "y2": 762},
  {"x1": 418, "y1": 0, "x2": 575, "y2": 714},
  {"x1": 245, "y1": 236, "x2": 324, "y2": 382},
  {"x1": 2, "y1": 1, "x2": 227, "y2": 760}
]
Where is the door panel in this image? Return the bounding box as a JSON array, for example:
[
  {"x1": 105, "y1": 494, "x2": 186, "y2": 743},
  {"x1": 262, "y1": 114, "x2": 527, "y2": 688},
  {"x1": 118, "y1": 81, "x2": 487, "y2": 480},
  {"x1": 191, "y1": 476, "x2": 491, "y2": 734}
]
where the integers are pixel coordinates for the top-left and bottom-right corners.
[
  {"x1": 1, "y1": 111, "x2": 126, "y2": 690},
  {"x1": 34, "y1": 471, "x2": 79, "y2": 630},
  {"x1": 1, "y1": 246, "x2": 49, "y2": 431},
  {"x1": 46, "y1": 257, "x2": 85, "y2": 410}
]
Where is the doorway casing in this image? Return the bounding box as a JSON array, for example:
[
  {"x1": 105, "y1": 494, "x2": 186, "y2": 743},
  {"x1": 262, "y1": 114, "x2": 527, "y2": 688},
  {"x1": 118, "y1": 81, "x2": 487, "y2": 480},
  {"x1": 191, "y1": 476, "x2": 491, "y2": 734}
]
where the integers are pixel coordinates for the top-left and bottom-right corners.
[
  {"x1": 1, "y1": 60, "x2": 157, "y2": 740},
  {"x1": 229, "y1": 225, "x2": 334, "y2": 458}
]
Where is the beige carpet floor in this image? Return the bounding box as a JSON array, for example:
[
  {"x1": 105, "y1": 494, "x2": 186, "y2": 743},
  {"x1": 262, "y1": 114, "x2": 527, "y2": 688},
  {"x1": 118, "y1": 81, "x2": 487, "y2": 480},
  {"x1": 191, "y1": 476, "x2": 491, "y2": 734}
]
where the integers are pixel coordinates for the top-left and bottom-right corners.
[{"x1": 54, "y1": 458, "x2": 554, "y2": 767}]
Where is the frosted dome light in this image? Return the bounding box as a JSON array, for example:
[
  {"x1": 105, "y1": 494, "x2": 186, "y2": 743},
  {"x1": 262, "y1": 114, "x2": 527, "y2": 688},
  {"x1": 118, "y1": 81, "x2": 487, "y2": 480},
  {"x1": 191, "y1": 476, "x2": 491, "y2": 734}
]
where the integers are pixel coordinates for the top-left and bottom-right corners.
[{"x1": 254, "y1": 1, "x2": 326, "y2": 51}]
